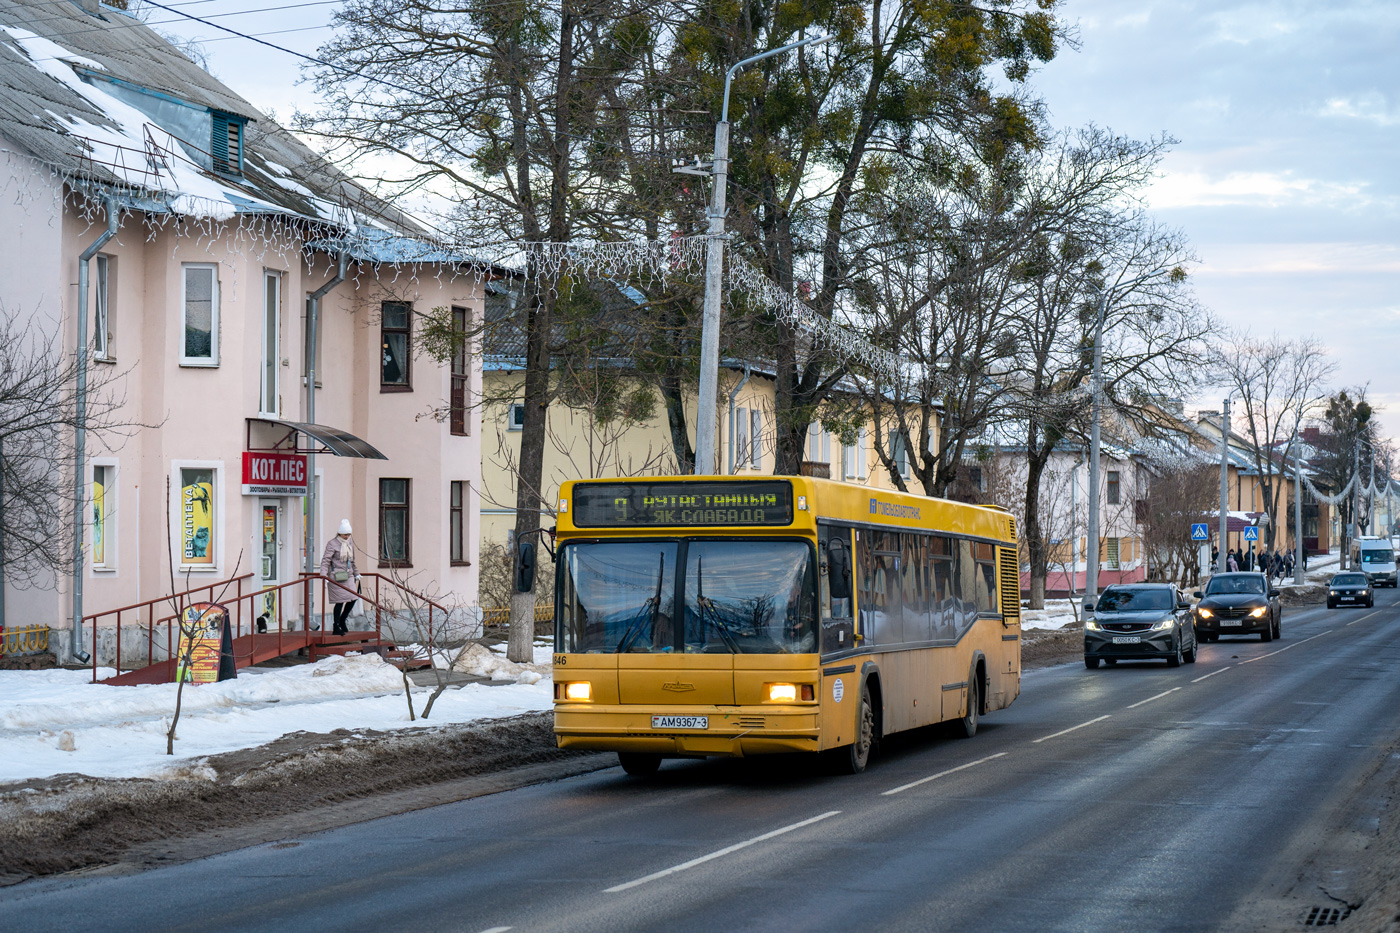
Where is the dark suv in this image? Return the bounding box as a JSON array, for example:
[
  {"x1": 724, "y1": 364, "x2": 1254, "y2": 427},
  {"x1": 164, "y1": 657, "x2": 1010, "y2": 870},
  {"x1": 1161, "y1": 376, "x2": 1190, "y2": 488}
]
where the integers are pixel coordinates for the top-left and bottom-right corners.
[
  {"x1": 1084, "y1": 584, "x2": 1197, "y2": 669},
  {"x1": 1193, "y1": 572, "x2": 1281, "y2": 642}
]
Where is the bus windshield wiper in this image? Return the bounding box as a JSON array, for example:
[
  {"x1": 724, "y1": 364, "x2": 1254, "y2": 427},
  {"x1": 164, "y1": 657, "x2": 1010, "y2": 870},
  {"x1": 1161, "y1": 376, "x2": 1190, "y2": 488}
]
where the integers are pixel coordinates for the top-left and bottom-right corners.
[
  {"x1": 617, "y1": 551, "x2": 665, "y2": 653},
  {"x1": 696, "y1": 555, "x2": 740, "y2": 653}
]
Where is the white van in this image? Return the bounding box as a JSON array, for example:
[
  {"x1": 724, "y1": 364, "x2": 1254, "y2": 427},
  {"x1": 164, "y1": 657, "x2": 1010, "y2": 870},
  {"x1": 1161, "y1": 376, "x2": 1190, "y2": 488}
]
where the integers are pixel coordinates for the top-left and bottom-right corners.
[{"x1": 1352, "y1": 537, "x2": 1397, "y2": 587}]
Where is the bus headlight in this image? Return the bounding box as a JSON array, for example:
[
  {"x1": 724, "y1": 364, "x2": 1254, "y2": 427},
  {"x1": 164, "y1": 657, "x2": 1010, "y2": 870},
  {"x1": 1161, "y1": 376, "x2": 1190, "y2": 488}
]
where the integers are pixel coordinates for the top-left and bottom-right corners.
[
  {"x1": 767, "y1": 683, "x2": 798, "y2": 702},
  {"x1": 1248, "y1": 607, "x2": 1268, "y2": 619},
  {"x1": 559, "y1": 681, "x2": 591, "y2": 701}
]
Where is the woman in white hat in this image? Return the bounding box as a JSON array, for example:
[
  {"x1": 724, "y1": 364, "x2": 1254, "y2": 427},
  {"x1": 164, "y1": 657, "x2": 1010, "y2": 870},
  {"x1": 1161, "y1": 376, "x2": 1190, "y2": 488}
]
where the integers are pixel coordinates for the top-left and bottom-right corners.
[{"x1": 321, "y1": 519, "x2": 361, "y2": 635}]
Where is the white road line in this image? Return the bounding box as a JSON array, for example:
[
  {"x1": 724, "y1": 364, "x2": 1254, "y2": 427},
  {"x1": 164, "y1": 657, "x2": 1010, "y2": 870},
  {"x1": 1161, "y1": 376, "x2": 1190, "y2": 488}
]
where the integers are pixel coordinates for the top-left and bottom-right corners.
[
  {"x1": 1126, "y1": 687, "x2": 1181, "y2": 709},
  {"x1": 881, "y1": 753, "x2": 1009, "y2": 796},
  {"x1": 479, "y1": 928, "x2": 512, "y2": 932},
  {"x1": 604, "y1": 810, "x2": 840, "y2": 893},
  {"x1": 1033, "y1": 715, "x2": 1111, "y2": 744},
  {"x1": 1191, "y1": 666, "x2": 1231, "y2": 683},
  {"x1": 1238, "y1": 630, "x2": 1333, "y2": 664}
]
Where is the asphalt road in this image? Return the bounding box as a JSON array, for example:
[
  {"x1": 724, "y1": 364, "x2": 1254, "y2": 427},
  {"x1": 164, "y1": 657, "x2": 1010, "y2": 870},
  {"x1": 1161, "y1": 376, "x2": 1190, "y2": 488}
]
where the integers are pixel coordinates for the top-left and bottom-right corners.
[{"x1": 8, "y1": 589, "x2": 1400, "y2": 933}]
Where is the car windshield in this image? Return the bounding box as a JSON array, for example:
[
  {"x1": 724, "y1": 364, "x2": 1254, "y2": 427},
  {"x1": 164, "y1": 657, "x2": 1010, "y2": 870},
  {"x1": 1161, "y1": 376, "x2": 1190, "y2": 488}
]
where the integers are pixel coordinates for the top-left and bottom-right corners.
[
  {"x1": 1334, "y1": 573, "x2": 1368, "y2": 585},
  {"x1": 1095, "y1": 588, "x2": 1173, "y2": 612},
  {"x1": 1205, "y1": 575, "x2": 1266, "y2": 595},
  {"x1": 1361, "y1": 549, "x2": 1394, "y2": 563},
  {"x1": 555, "y1": 539, "x2": 817, "y2": 654}
]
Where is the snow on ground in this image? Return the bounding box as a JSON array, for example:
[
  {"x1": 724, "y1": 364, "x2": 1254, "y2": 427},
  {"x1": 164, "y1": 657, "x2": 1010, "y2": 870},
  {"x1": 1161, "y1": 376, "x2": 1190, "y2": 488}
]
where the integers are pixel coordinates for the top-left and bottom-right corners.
[
  {"x1": 1021, "y1": 600, "x2": 1081, "y2": 631},
  {"x1": 0, "y1": 651, "x2": 553, "y2": 785}
]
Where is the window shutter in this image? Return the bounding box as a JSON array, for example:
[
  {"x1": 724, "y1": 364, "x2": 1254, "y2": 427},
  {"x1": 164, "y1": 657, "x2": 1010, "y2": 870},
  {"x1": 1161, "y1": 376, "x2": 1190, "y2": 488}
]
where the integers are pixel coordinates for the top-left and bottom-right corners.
[
  {"x1": 210, "y1": 112, "x2": 242, "y2": 176},
  {"x1": 750, "y1": 409, "x2": 762, "y2": 468},
  {"x1": 737, "y1": 407, "x2": 749, "y2": 468},
  {"x1": 858, "y1": 429, "x2": 868, "y2": 479}
]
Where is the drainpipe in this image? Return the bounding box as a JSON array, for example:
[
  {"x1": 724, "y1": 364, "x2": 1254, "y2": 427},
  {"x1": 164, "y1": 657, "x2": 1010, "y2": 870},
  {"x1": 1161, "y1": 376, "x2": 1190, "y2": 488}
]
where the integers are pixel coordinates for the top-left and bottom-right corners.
[
  {"x1": 726, "y1": 363, "x2": 752, "y2": 475},
  {"x1": 303, "y1": 251, "x2": 348, "y2": 627},
  {"x1": 71, "y1": 196, "x2": 119, "y2": 663}
]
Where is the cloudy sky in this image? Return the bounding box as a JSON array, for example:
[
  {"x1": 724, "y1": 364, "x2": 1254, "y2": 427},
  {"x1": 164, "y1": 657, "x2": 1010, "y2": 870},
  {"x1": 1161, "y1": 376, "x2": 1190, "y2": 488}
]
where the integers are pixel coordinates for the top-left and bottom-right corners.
[{"x1": 152, "y1": 0, "x2": 1400, "y2": 436}]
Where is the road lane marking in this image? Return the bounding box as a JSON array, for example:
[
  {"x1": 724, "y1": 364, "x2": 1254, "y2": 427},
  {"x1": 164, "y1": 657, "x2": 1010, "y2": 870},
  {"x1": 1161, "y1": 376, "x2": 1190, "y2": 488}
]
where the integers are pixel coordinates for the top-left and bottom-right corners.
[
  {"x1": 1346, "y1": 608, "x2": 1385, "y2": 626},
  {"x1": 1033, "y1": 715, "x2": 1111, "y2": 744},
  {"x1": 1191, "y1": 666, "x2": 1231, "y2": 683},
  {"x1": 479, "y1": 928, "x2": 512, "y2": 932},
  {"x1": 1126, "y1": 687, "x2": 1181, "y2": 709},
  {"x1": 1238, "y1": 630, "x2": 1332, "y2": 664},
  {"x1": 881, "y1": 753, "x2": 1009, "y2": 796},
  {"x1": 604, "y1": 811, "x2": 840, "y2": 893}
]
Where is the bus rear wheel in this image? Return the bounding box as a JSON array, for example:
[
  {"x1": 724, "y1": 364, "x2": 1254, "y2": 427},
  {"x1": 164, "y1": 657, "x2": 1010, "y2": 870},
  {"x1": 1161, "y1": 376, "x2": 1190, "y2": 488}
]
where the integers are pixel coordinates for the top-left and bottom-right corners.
[
  {"x1": 618, "y1": 753, "x2": 661, "y2": 776},
  {"x1": 957, "y1": 677, "x2": 979, "y2": 738}
]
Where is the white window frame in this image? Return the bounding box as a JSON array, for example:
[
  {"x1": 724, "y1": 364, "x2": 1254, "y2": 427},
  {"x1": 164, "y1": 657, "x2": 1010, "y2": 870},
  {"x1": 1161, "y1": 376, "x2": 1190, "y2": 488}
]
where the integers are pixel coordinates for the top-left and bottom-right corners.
[
  {"x1": 170, "y1": 460, "x2": 224, "y2": 573},
  {"x1": 892, "y1": 431, "x2": 910, "y2": 479},
  {"x1": 180, "y1": 263, "x2": 220, "y2": 366},
  {"x1": 94, "y1": 254, "x2": 112, "y2": 361},
  {"x1": 736, "y1": 407, "x2": 751, "y2": 469},
  {"x1": 508, "y1": 402, "x2": 525, "y2": 431},
  {"x1": 90, "y1": 459, "x2": 118, "y2": 572},
  {"x1": 260, "y1": 270, "x2": 281, "y2": 417}
]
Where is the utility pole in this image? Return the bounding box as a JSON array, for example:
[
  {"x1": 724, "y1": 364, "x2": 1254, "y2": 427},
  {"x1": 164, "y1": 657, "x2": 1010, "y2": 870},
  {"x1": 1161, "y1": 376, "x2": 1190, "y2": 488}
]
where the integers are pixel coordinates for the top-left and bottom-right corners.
[
  {"x1": 1070, "y1": 458, "x2": 1079, "y2": 600},
  {"x1": 1293, "y1": 430, "x2": 1305, "y2": 585},
  {"x1": 1350, "y1": 440, "x2": 1360, "y2": 568},
  {"x1": 692, "y1": 34, "x2": 831, "y2": 475},
  {"x1": 1217, "y1": 397, "x2": 1230, "y2": 575},
  {"x1": 1084, "y1": 289, "x2": 1108, "y2": 608}
]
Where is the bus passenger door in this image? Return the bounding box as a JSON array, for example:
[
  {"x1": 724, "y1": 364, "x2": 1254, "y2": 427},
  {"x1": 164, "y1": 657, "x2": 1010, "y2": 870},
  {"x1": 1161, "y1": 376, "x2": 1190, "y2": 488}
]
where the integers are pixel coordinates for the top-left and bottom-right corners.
[{"x1": 818, "y1": 525, "x2": 855, "y2": 654}]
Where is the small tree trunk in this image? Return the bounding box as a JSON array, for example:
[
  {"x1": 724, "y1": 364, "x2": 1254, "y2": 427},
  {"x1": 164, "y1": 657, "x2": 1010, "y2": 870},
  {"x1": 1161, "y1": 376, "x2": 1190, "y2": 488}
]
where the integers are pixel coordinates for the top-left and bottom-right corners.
[
  {"x1": 1023, "y1": 453, "x2": 1049, "y2": 610},
  {"x1": 508, "y1": 590, "x2": 535, "y2": 662},
  {"x1": 400, "y1": 666, "x2": 416, "y2": 721},
  {"x1": 421, "y1": 683, "x2": 448, "y2": 719}
]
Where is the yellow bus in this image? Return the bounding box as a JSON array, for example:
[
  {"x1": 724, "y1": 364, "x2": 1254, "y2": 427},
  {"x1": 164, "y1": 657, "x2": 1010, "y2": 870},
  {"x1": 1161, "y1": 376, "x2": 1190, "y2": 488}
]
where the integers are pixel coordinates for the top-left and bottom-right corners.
[{"x1": 551, "y1": 475, "x2": 1021, "y2": 774}]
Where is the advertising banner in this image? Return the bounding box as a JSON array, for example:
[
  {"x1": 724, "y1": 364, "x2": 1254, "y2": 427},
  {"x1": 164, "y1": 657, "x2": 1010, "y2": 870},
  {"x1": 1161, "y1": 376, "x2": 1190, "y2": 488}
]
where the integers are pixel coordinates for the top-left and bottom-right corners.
[
  {"x1": 181, "y1": 469, "x2": 215, "y2": 565},
  {"x1": 175, "y1": 602, "x2": 227, "y2": 684},
  {"x1": 241, "y1": 452, "x2": 308, "y2": 496}
]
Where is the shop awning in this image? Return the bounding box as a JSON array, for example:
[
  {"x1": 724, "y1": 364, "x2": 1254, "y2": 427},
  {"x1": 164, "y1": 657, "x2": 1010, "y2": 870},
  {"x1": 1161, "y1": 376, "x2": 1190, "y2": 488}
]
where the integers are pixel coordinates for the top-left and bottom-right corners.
[{"x1": 245, "y1": 419, "x2": 388, "y2": 459}]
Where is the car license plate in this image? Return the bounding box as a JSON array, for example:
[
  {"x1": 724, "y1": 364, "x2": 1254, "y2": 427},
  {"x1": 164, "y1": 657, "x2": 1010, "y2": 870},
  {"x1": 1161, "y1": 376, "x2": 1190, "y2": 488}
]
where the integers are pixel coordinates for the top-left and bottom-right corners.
[
  {"x1": 1112, "y1": 636, "x2": 1140, "y2": 644},
  {"x1": 652, "y1": 716, "x2": 707, "y2": 730},
  {"x1": 1221, "y1": 620, "x2": 1242, "y2": 627}
]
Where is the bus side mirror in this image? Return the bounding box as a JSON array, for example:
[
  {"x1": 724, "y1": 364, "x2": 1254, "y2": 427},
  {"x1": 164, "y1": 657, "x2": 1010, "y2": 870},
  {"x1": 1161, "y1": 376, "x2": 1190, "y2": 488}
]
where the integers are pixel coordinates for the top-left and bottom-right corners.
[
  {"x1": 515, "y1": 540, "x2": 536, "y2": 593},
  {"x1": 826, "y1": 539, "x2": 851, "y2": 600}
]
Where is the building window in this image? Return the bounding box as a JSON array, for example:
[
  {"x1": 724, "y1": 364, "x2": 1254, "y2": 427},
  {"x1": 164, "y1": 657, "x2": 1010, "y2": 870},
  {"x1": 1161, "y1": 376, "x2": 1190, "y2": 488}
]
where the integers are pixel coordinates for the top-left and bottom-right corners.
[
  {"x1": 846, "y1": 430, "x2": 868, "y2": 479},
  {"x1": 260, "y1": 271, "x2": 280, "y2": 416},
  {"x1": 181, "y1": 264, "x2": 219, "y2": 365},
  {"x1": 1105, "y1": 536, "x2": 1121, "y2": 570},
  {"x1": 211, "y1": 111, "x2": 244, "y2": 176},
  {"x1": 1107, "y1": 470, "x2": 1121, "y2": 506},
  {"x1": 179, "y1": 467, "x2": 216, "y2": 567},
  {"x1": 92, "y1": 463, "x2": 114, "y2": 568},
  {"x1": 450, "y1": 481, "x2": 468, "y2": 565},
  {"x1": 749, "y1": 409, "x2": 762, "y2": 469},
  {"x1": 94, "y1": 255, "x2": 112, "y2": 361},
  {"x1": 969, "y1": 466, "x2": 983, "y2": 491},
  {"x1": 736, "y1": 407, "x2": 751, "y2": 468},
  {"x1": 450, "y1": 307, "x2": 469, "y2": 436},
  {"x1": 380, "y1": 301, "x2": 411, "y2": 390},
  {"x1": 508, "y1": 402, "x2": 525, "y2": 431},
  {"x1": 891, "y1": 431, "x2": 910, "y2": 479},
  {"x1": 379, "y1": 478, "x2": 411, "y2": 566}
]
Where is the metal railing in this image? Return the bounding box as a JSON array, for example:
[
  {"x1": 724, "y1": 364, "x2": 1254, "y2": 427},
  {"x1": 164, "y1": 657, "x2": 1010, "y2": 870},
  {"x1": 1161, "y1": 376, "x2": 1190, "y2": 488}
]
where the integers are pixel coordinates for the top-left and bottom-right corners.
[
  {"x1": 1, "y1": 625, "x2": 50, "y2": 656},
  {"x1": 83, "y1": 572, "x2": 253, "y2": 674},
  {"x1": 481, "y1": 603, "x2": 554, "y2": 629},
  {"x1": 88, "y1": 572, "x2": 450, "y2": 682}
]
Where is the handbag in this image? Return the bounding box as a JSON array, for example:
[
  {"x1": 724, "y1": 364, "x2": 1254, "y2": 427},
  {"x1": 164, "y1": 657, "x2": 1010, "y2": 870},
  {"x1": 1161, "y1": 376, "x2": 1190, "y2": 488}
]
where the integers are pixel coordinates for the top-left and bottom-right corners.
[{"x1": 332, "y1": 570, "x2": 350, "y2": 583}]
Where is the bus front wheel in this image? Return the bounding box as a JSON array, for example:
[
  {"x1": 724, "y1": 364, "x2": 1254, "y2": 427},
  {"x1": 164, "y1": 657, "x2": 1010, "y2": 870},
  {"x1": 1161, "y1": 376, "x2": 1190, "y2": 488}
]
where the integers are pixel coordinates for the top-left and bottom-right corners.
[
  {"x1": 834, "y1": 688, "x2": 875, "y2": 774},
  {"x1": 957, "y1": 677, "x2": 979, "y2": 738},
  {"x1": 618, "y1": 752, "x2": 661, "y2": 776}
]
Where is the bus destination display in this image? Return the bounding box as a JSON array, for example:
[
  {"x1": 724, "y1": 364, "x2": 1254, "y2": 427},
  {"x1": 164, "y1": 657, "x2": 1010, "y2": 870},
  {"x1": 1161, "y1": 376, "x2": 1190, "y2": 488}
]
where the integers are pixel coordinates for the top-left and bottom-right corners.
[{"x1": 572, "y1": 481, "x2": 793, "y2": 527}]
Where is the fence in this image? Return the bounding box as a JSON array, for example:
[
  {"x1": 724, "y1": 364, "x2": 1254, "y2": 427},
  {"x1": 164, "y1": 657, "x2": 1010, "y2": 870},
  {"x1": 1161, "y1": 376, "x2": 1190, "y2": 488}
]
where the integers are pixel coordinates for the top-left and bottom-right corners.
[
  {"x1": 1, "y1": 625, "x2": 49, "y2": 656},
  {"x1": 480, "y1": 604, "x2": 555, "y2": 630}
]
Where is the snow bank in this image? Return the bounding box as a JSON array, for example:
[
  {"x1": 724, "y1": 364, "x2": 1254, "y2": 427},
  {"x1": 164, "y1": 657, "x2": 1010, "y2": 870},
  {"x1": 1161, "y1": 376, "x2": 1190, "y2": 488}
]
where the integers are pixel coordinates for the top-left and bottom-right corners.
[
  {"x1": 1021, "y1": 599, "x2": 1081, "y2": 631},
  {"x1": 0, "y1": 654, "x2": 552, "y2": 784},
  {"x1": 452, "y1": 643, "x2": 551, "y2": 685}
]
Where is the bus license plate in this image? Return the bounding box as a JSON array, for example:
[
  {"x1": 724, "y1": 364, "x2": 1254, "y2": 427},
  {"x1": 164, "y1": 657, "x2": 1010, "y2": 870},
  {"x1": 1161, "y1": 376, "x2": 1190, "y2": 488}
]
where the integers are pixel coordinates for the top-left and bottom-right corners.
[
  {"x1": 1112, "y1": 636, "x2": 1140, "y2": 644},
  {"x1": 1221, "y1": 620, "x2": 1242, "y2": 627},
  {"x1": 653, "y1": 716, "x2": 707, "y2": 730}
]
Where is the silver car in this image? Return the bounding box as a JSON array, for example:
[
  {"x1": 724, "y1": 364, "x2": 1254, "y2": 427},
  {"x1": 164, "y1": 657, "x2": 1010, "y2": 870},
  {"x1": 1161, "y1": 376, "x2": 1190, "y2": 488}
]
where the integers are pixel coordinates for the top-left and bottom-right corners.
[{"x1": 1084, "y1": 583, "x2": 1198, "y2": 669}]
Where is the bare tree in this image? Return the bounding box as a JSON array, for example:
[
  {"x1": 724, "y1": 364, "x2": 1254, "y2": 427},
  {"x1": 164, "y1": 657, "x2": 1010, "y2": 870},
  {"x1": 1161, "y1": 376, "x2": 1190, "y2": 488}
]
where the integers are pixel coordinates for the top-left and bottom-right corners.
[
  {"x1": 0, "y1": 306, "x2": 143, "y2": 624},
  {"x1": 1138, "y1": 452, "x2": 1217, "y2": 589},
  {"x1": 1217, "y1": 332, "x2": 1336, "y2": 550}
]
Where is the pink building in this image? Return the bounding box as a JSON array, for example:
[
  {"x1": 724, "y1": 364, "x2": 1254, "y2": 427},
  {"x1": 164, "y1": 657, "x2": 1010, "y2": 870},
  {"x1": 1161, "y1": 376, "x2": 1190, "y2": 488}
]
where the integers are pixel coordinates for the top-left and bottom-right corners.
[{"x1": 0, "y1": 0, "x2": 484, "y2": 662}]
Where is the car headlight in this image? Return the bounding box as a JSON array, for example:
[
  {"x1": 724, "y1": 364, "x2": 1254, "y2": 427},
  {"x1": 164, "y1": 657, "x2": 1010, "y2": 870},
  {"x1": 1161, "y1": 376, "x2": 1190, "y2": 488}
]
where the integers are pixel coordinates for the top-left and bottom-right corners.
[
  {"x1": 1248, "y1": 607, "x2": 1268, "y2": 619},
  {"x1": 1197, "y1": 608, "x2": 1214, "y2": 619},
  {"x1": 1084, "y1": 619, "x2": 1102, "y2": 631},
  {"x1": 1151, "y1": 618, "x2": 1175, "y2": 631},
  {"x1": 1330, "y1": 590, "x2": 1339, "y2": 596}
]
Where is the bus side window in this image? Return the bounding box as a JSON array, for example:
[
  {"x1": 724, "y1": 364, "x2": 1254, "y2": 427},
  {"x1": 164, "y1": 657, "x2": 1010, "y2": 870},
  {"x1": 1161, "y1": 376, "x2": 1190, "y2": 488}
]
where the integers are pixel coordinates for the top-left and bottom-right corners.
[{"x1": 820, "y1": 525, "x2": 856, "y2": 656}]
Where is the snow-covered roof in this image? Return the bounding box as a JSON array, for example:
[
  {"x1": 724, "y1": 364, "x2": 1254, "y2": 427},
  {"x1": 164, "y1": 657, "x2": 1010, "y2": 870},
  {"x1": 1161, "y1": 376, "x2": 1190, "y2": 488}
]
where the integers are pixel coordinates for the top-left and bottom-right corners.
[{"x1": 0, "y1": 0, "x2": 420, "y2": 233}]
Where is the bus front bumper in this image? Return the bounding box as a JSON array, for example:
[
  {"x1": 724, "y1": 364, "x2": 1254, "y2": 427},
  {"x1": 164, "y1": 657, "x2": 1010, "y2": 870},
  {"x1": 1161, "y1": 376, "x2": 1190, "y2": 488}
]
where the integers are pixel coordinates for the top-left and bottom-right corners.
[{"x1": 554, "y1": 705, "x2": 821, "y2": 757}]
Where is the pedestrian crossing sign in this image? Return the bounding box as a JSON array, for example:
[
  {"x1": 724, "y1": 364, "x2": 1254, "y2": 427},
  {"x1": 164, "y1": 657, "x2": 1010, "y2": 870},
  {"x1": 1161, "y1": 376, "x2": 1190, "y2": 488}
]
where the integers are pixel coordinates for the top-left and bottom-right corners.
[
  {"x1": 1243, "y1": 526, "x2": 1259, "y2": 541},
  {"x1": 1190, "y1": 523, "x2": 1209, "y2": 541}
]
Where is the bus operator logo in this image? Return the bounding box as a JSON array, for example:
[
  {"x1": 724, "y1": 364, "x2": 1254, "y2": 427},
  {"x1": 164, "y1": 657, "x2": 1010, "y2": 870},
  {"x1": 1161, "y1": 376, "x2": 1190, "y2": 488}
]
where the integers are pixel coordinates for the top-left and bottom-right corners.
[{"x1": 870, "y1": 498, "x2": 921, "y2": 520}]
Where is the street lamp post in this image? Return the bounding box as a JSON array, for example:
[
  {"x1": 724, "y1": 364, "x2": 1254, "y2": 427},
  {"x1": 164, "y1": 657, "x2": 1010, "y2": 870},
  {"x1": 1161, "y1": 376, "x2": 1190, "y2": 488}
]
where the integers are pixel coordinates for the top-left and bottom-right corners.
[
  {"x1": 1083, "y1": 289, "x2": 1108, "y2": 609},
  {"x1": 1217, "y1": 397, "x2": 1230, "y2": 574},
  {"x1": 693, "y1": 34, "x2": 831, "y2": 475},
  {"x1": 1293, "y1": 429, "x2": 1304, "y2": 585}
]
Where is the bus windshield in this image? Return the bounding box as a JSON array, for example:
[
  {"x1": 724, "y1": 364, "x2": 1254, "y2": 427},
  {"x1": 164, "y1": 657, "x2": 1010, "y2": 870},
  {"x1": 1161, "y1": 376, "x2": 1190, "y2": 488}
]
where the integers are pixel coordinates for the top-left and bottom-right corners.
[
  {"x1": 1361, "y1": 548, "x2": 1395, "y2": 563},
  {"x1": 556, "y1": 539, "x2": 817, "y2": 654}
]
